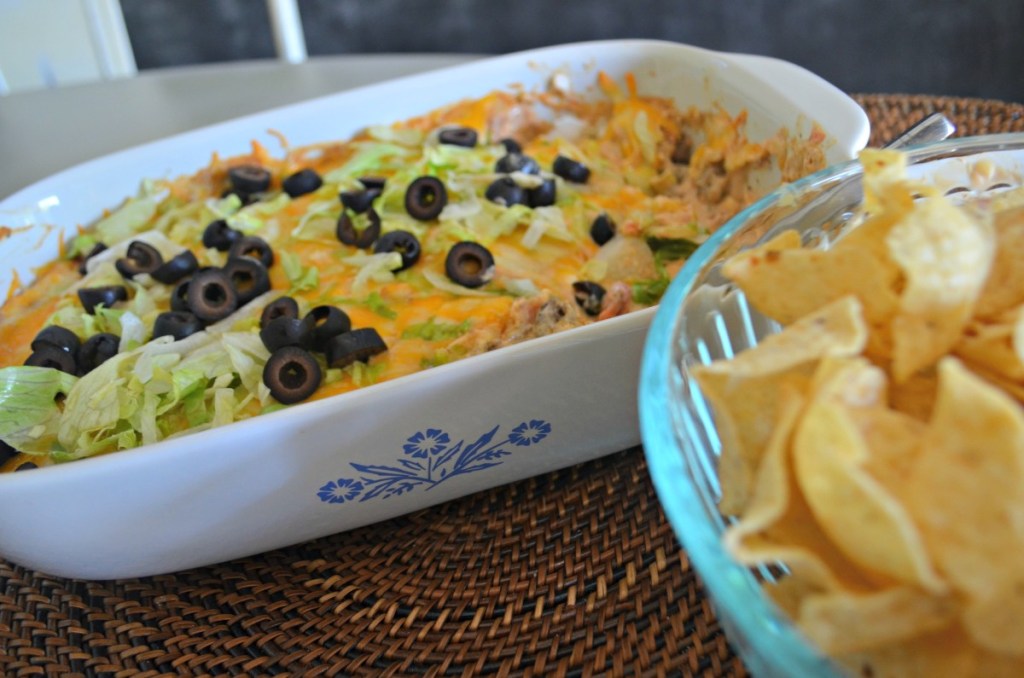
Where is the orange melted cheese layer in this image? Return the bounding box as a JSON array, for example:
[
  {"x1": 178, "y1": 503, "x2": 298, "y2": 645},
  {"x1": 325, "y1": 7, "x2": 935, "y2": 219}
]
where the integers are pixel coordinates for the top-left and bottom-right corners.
[{"x1": 0, "y1": 73, "x2": 827, "y2": 466}]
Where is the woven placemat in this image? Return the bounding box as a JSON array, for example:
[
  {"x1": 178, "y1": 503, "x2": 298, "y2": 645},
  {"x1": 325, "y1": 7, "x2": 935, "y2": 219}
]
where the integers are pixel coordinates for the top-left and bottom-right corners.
[{"x1": 2, "y1": 95, "x2": 1022, "y2": 678}]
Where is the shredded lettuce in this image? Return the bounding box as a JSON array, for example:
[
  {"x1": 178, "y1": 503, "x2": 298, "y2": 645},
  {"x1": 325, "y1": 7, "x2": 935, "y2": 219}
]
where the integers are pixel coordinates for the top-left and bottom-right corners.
[
  {"x1": 323, "y1": 142, "x2": 414, "y2": 183},
  {"x1": 280, "y1": 250, "x2": 320, "y2": 293},
  {"x1": 0, "y1": 367, "x2": 78, "y2": 454},
  {"x1": 340, "y1": 251, "x2": 403, "y2": 294},
  {"x1": 52, "y1": 330, "x2": 271, "y2": 461},
  {"x1": 94, "y1": 185, "x2": 164, "y2": 245},
  {"x1": 402, "y1": 318, "x2": 471, "y2": 341},
  {"x1": 421, "y1": 268, "x2": 494, "y2": 298},
  {"x1": 228, "y1": 194, "x2": 290, "y2": 233}
]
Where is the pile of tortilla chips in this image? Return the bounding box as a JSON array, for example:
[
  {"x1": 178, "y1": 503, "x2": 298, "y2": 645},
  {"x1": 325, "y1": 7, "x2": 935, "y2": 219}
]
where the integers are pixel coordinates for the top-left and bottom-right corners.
[{"x1": 694, "y1": 148, "x2": 1024, "y2": 677}]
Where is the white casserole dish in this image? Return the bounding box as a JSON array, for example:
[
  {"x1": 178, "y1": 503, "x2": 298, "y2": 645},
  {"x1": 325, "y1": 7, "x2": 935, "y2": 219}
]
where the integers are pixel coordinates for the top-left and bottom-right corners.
[{"x1": 0, "y1": 40, "x2": 869, "y2": 579}]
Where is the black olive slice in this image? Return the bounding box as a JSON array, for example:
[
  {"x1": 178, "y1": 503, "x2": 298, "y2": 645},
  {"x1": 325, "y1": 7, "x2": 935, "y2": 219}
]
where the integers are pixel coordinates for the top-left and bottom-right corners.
[
  {"x1": 25, "y1": 344, "x2": 77, "y2": 374},
  {"x1": 305, "y1": 305, "x2": 352, "y2": 353},
  {"x1": 358, "y1": 176, "x2": 387, "y2": 191},
  {"x1": 373, "y1": 230, "x2": 421, "y2": 271},
  {"x1": 336, "y1": 208, "x2": 382, "y2": 249},
  {"x1": 151, "y1": 250, "x2": 199, "y2": 285},
  {"x1": 326, "y1": 328, "x2": 388, "y2": 369},
  {"x1": 485, "y1": 177, "x2": 528, "y2": 207},
  {"x1": 282, "y1": 168, "x2": 323, "y2": 198},
  {"x1": 553, "y1": 155, "x2": 590, "y2": 183},
  {"x1": 438, "y1": 127, "x2": 478, "y2": 148},
  {"x1": 153, "y1": 311, "x2": 204, "y2": 341},
  {"x1": 0, "y1": 439, "x2": 17, "y2": 465},
  {"x1": 527, "y1": 178, "x2": 557, "y2": 208},
  {"x1": 572, "y1": 281, "x2": 606, "y2": 316},
  {"x1": 223, "y1": 256, "x2": 271, "y2": 305},
  {"x1": 445, "y1": 242, "x2": 495, "y2": 289},
  {"x1": 339, "y1": 188, "x2": 382, "y2": 214},
  {"x1": 31, "y1": 325, "x2": 80, "y2": 354},
  {"x1": 404, "y1": 176, "x2": 448, "y2": 221},
  {"x1": 15, "y1": 462, "x2": 37, "y2": 472},
  {"x1": 77, "y1": 242, "x2": 107, "y2": 275},
  {"x1": 590, "y1": 213, "x2": 617, "y2": 246},
  {"x1": 260, "y1": 296, "x2": 300, "y2": 330},
  {"x1": 229, "y1": 165, "x2": 272, "y2": 195},
  {"x1": 78, "y1": 332, "x2": 120, "y2": 373},
  {"x1": 500, "y1": 138, "x2": 522, "y2": 154},
  {"x1": 186, "y1": 268, "x2": 238, "y2": 322},
  {"x1": 170, "y1": 279, "x2": 191, "y2": 312},
  {"x1": 115, "y1": 240, "x2": 164, "y2": 279},
  {"x1": 202, "y1": 219, "x2": 242, "y2": 252},
  {"x1": 263, "y1": 346, "x2": 322, "y2": 405},
  {"x1": 259, "y1": 315, "x2": 315, "y2": 352},
  {"x1": 495, "y1": 153, "x2": 540, "y2": 175},
  {"x1": 228, "y1": 235, "x2": 274, "y2": 269},
  {"x1": 78, "y1": 285, "x2": 128, "y2": 314}
]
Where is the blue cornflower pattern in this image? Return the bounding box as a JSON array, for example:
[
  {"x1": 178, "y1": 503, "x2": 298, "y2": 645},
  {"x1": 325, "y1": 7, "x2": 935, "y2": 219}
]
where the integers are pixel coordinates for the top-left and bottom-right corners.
[
  {"x1": 402, "y1": 428, "x2": 450, "y2": 458},
  {"x1": 317, "y1": 478, "x2": 364, "y2": 504},
  {"x1": 509, "y1": 419, "x2": 551, "y2": 446},
  {"x1": 317, "y1": 419, "x2": 552, "y2": 503}
]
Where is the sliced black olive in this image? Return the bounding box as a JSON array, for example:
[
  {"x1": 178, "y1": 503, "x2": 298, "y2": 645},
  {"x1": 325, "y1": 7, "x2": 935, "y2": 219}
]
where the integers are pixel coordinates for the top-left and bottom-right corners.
[
  {"x1": 170, "y1": 279, "x2": 191, "y2": 312},
  {"x1": 573, "y1": 281, "x2": 606, "y2": 316},
  {"x1": 260, "y1": 296, "x2": 300, "y2": 330},
  {"x1": 186, "y1": 268, "x2": 238, "y2": 322},
  {"x1": 553, "y1": 155, "x2": 590, "y2": 183},
  {"x1": 78, "y1": 332, "x2": 120, "y2": 373},
  {"x1": 228, "y1": 235, "x2": 274, "y2": 269},
  {"x1": 0, "y1": 439, "x2": 17, "y2": 465},
  {"x1": 373, "y1": 230, "x2": 421, "y2": 271},
  {"x1": 31, "y1": 325, "x2": 80, "y2": 354},
  {"x1": 202, "y1": 219, "x2": 242, "y2": 252},
  {"x1": 153, "y1": 311, "x2": 204, "y2": 341},
  {"x1": 229, "y1": 165, "x2": 272, "y2": 195},
  {"x1": 485, "y1": 177, "x2": 528, "y2": 207},
  {"x1": 77, "y1": 242, "x2": 107, "y2": 275},
  {"x1": 358, "y1": 176, "x2": 387, "y2": 191},
  {"x1": 259, "y1": 315, "x2": 315, "y2": 352},
  {"x1": 495, "y1": 153, "x2": 540, "y2": 175},
  {"x1": 305, "y1": 305, "x2": 352, "y2": 353},
  {"x1": 438, "y1": 127, "x2": 478, "y2": 148},
  {"x1": 590, "y1": 213, "x2": 617, "y2": 246},
  {"x1": 445, "y1": 242, "x2": 495, "y2": 289},
  {"x1": 78, "y1": 285, "x2": 128, "y2": 314},
  {"x1": 222, "y1": 256, "x2": 271, "y2": 305},
  {"x1": 115, "y1": 240, "x2": 164, "y2": 280},
  {"x1": 151, "y1": 250, "x2": 199, "y2": 285},
  {"x1": 15, "y1": 462, "x2": 37, "y2": 472},
  {"x1": 263, "y1": 346, "x2": 322, "y2": 405},
  {"x1": 282, "y1": 168, "x2": 323, "y2": 198},
  {"x1": 336, "y1": 208, "x2": 382, "y2": 249},
  {"x1": 500, "y1": 138, "x2": 522, "y2": 154},
  {"x1": 404, "y1": 176, "x2": 448, "y2": 221},
  {"x1": 326, "y1": 328, "x2": 388, "y2": 369},
  {"x1": 25, "y1": 344, "x2": 77, "y2": 375},
  {"x1": 339, "y1": 188, "x2": 382, "y2": 214},
  {"x1": 528, "y1": 178, "x2": 557, "y2": 208}
]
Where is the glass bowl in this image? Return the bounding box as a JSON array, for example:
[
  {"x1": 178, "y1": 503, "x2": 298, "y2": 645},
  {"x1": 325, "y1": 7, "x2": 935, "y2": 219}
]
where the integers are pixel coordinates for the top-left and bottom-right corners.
[{"x1": 638, "y1": 133, "x2": 1024, "y2": 677}]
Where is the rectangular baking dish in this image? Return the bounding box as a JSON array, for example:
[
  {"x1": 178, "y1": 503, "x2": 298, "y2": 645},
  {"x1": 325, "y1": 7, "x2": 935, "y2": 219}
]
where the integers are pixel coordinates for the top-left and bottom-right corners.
[{"x1": 0, "y1": 40, "x2": 869, "y2": 579}]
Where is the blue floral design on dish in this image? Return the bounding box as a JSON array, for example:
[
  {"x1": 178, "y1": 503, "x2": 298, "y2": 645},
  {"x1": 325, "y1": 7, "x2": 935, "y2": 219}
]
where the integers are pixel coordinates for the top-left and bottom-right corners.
[{"x1": 317, "y1": 419, "x2": 551, "y2": 503}]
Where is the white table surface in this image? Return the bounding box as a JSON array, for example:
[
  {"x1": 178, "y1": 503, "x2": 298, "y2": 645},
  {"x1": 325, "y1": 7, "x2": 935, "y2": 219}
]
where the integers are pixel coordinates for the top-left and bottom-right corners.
[{"x1": 0, "y1": 54, "x2": 479, "y2": 201}]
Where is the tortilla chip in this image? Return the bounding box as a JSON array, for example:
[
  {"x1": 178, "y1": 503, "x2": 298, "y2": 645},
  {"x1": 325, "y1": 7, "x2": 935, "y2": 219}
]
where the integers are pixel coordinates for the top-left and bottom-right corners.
[{"x1": 695, "y1": 296, "x2": 867, "y2": 513}]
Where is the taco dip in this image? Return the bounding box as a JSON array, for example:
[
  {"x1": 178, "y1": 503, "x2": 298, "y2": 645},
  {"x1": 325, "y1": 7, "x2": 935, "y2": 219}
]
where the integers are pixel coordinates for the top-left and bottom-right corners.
[{"x1": 0, "y1": 41, "x2": 867, "y2": 577}]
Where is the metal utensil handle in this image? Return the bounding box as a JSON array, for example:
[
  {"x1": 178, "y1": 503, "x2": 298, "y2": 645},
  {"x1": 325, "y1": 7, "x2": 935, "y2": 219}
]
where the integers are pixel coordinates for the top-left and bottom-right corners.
[{"x1": 884, "y1": 112, "x2": 956, "y2": 149}]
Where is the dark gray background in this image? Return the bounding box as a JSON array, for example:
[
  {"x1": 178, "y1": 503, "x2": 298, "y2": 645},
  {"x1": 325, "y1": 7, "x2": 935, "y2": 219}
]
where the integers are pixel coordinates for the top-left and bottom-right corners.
[{"x1": 120, "y1": 0, "x2": 1024, "y2": 102}]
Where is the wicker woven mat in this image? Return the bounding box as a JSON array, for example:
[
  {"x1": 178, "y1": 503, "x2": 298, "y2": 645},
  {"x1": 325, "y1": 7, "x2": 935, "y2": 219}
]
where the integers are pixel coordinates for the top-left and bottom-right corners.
[{"x1": 2, "y1": 95, "x2": 1022, "y2": 678}]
